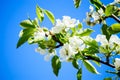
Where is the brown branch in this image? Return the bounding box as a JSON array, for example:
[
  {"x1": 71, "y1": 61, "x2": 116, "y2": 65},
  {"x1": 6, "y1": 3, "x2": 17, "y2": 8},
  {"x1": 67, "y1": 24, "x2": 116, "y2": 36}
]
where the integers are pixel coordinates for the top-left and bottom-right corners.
[
  {"x1": 55, "y1": 44, "x2": 63, "y2": 48},
  {"x1": 85, "y1": 55, "x2": 115, "y2": 68}
]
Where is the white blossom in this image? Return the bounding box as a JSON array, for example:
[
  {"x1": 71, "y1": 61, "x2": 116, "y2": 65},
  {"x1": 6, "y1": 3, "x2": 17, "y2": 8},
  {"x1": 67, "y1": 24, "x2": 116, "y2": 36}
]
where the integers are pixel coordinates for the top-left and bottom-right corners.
[
  {"x1": 109, "y1": 35, "x2": 120, "y2": 45},
  {"x1": 98, "y1": 8, "x2": 104, "y2": 16},
  {"x1": 59, "y1": 43, "x2": 77, "y2": 61},
  {"x1": 114, "y1": 0, "x2": 120, "y2": 3},
  {"x1": 51, "y1": 19, "x2": 65, "y2": 34},
  {"x1": 114, "y1": 58, "x2": 120, "y2": 70},
  {"x1": 69, "y1": 36, "x2": 85, "y2": 51},
  {"x1": 34, "y1": 30, "x2": 45, "y2": 41},
  {"x1": 96, "y1": 34, "x2": 120, "y2": 53},
  {"x1": 110, "y1": 0, "x2": 120, "y2": 4},
  {"x1": 51, "y1": 16, "x2": 79, "y2": 34},
  {"x1": 35, "y1": 47, "x2": 47, "y2": 55},
  {"x1": 95, "y1": 34, "x2": 108, "y2": 46},
  {"x1": 92, "y1": 11, "x2": 100, "y2": 21},
  {"x1": 63, "y1": 16, "x2": 79, "y2": 28},
  {"x1": 89, "y1": 5, "x2": 94, "y2": 12}
]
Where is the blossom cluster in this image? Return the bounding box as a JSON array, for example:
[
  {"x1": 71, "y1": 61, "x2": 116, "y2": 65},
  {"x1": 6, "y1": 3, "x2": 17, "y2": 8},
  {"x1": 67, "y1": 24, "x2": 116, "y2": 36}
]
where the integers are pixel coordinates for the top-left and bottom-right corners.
[
  {"x1": 35, "y1": 16, "x2": 84, "y2": 61},
  {"x1": 95, "y1": 34, "x2": 120, "y2": 54},
  {"x1": 51, "y1": 16, "x2": 79, "y2": 34},
  {"x1": 85, "y1": 5, "x2": 104, "y2": 26}
]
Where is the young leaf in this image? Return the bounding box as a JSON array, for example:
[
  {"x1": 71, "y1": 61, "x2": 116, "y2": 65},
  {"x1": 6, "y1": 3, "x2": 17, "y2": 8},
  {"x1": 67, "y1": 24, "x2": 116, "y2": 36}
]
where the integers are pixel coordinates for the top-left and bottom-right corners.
[
  {"x1": 78, "y1": 29, "x2": 93, "y2": 36},
  {"x1": 36, "y1": 5, "x2": 44, "y2": 22},
  {"x1": 83, "y1": 60, "x2": 99, "y2": 74},
  {"x1": 20, "y1": 20, "x2": 35, "y2": 29},
  {"x1": 74, "y1": 0, "x2": 81, "y2": 8},
  {"x1": 77, "y1": 68, "x2": 82, "y2": 80},
  {"x1": 17, "y1": 28, "x2": 35, "y2": 48},
  {"x1": 44, "y1": 10, "x2": 55, "y2": 24},
  {"x1": 52, "y1": 55, "x2": 61, "y2": 76},
  {"x1": 108, "y1": 23, "x2": 120, "y2": 34},
  {"x1": 105, "y1": 5, "x2": 115, "y2": 16},
  {"x1": 72, "y1": 59, "x2": 79, "y2": 69}
]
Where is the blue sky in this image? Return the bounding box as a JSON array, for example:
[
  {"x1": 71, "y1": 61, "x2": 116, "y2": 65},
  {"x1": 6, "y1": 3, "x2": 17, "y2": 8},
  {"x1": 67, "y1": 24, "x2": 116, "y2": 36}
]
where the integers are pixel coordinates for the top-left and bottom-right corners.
[{"x1": 0, "y1": 0, "x2": 119, "y2": 80}]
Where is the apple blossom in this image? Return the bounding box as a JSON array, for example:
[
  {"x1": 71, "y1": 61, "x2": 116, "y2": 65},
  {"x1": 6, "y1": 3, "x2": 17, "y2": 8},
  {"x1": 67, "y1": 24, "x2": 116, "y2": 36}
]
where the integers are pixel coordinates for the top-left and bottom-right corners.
[
  {"x1": 95, "y1": 34, "x2": 108, "y2": 46},
  {"x1": 69, "y1": 36, "x2": 85, "y2": 51},
  {"x1": 92, "y1": 11, "x2": 100, "y2": 21},
  {"x1": 35, "y1": 47, "x2": 47, "y2": 55},
  {"x1": 98, "y1": 8, "x2": 104, "y2": 16},
  {"x1": 114, "y1": 0, "x2": 120, "y2": 3},
  {"x1": 59, "y1": 43, "x2": 77, "y2": 61},
  {"x1": 51, "y1": 16, "x2": 79, "y2": 34},
  {"x1": 34, "y1": 30, "x2": 46, "y2": 41},
  {"x1": 114, "y1": 58, "x2": 120, "y2": 70}
]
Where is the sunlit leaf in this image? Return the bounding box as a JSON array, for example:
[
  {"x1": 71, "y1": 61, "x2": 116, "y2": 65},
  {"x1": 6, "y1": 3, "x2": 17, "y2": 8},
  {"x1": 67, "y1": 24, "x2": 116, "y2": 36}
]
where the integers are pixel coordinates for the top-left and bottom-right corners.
[
  {"x1": 78, "y1": 29, "x2": 93, "y2": 36},
  {"x1": 108, "y1": 23, "x2": 120, "y2": 34},
  {"x1": 83, "y1": 60, "x2": 99, "y2": 74},
  {"x1": 99, "y1": 46, "x2": 109, "y2": 54},
  {"x1": 36, "y1": 5, "x2": 44, "y2": 22},
  {"x1": 52, "y1": 55, "x2": 61, "y2": 76},
  {"x1": 17, "y1": 28, "x2": 36, "y2": 48},
  {"x1": 20, "y1": 20, "x2": 35, "y2": 29},
  {"x1": 105, "y1": 5, "x2": 115, "y2": 16},
  {"x1": 44, "y1": 10, "x2": 55, "y2": 24}
]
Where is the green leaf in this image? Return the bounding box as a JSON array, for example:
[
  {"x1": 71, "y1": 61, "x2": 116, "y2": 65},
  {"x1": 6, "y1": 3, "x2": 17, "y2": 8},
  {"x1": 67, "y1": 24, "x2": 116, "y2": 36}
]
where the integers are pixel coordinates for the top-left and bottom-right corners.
[
  {"x1": 77, "y1": 68, "x2": 82, "y2": 80},
  {"x1": 17, "y1": 28, "x2": 36, "y2": 48},
  {"x1": 74, "y1": 0, "x2": 81, "y2": 8},
  {"x1": 108, "y1": 23, "x2": 120, "y2": 34},
  {"x1": 52, "y1": 55, "x2": 61, "y2": 76},
  {"x1": 90, "y1": 0, "x2": 102, "y2": 9},
  {"x1": 72, "y1": 59, "x2": 79, "y2": 69},
  {"x1": 104, "y1": 77, "x2": 112, "y2": 80},
  {"x1": 44, "y1": 10, "x2": 55, "y2": 24},
  {"x1": 99, "y1": 46, "x2": 109, "y2": 54},
  {"x1": 83, "y1": 60, "x2": 99, "y2": 74},
  {"x1": 86, "y1": 40, "x2": 98, "y2": 48},
  {"x1": 36, "y1": 5, "x2": 44, "y2": 22},
  {"x1": 101, "y1": 24, "x2": 111, "y2": 40},
  {"x1": 105, "y1": 5, "x2": 115, "y2": 16},
  {"x1": 20, "y1": 20, "x2": 35, "y2": 29},
  {"x1": 91, "y1": 55, "x2": 101, "y2": 66},
  {"x1": 78, "y1": 29, "x2": 93, "y2": 36}
]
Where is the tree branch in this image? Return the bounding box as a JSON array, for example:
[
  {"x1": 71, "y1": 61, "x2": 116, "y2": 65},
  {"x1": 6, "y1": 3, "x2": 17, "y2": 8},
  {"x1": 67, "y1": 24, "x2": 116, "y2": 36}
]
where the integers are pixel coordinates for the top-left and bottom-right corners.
[
  {"x1": 110, "y1": 14, "x2": 120, "y2": 23},
  {"x1": 85, "y1": 55, "x2": 115, "y2": 68}
]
